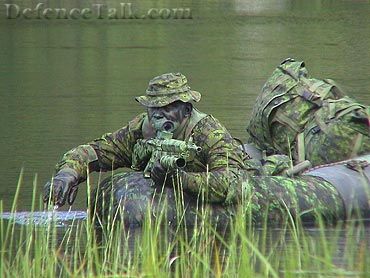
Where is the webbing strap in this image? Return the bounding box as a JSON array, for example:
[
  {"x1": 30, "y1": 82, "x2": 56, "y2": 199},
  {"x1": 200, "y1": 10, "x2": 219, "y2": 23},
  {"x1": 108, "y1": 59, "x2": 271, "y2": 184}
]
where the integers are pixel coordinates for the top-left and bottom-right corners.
[
  {"x1": 335, "y1": 104, "x2": 364, "y2": 119},
  {"x1": 328, "y1": 102, "x2": 336, "y2": 119},
  {"x1": 295, "y1": 84, "x2": 322, "y2": 107},
  {"x1": 308, "y1": 79, "x2": 326, "y2": 93},
  {"x1": 296, "y1": 88, "x2": 317, "y2": 102},
  {"x1": 184, "y1": 109, "x2": 208, "y2": 140},
  {"x1": 323, "y1": 79, "x2": 346, "y2": 98},
  {"x1": 351, "y1": 133, "x2": 363, "y2": 158},
  {"x1": 277, "y1": 65, "x2": 299, "y2": 81},
  {"x1": 274, "y1": 73, "x2": 294, "y2": 87},
  {"x1": 314, "y1": 112, "x2": 329, "y2": 134},
  {"x1": 274, "y1": 112, "x2": 302, "y2": 133},
  {"x1": 316, "y1": 85, "x2": 333, "y2": 100},
  {"x1": 298, "y1": 77, "x2": 336, "y2": 105},
  {"x1": 296, "y1": 132, "x2": 305, "y2": 162}
]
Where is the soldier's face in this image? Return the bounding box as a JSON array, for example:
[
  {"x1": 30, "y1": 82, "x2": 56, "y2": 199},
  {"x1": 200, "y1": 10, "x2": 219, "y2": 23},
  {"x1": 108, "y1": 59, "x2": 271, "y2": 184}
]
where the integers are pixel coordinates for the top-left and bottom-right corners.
[{"x1": 147, "y1": 101, "x2": 190, "y2": 133}]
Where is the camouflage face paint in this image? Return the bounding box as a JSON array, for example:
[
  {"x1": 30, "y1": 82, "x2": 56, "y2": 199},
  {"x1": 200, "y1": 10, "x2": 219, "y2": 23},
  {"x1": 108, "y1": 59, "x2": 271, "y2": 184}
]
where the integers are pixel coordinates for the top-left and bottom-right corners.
[{"x1": 147, "y1": 101, "x2": 191, "y2": 134}]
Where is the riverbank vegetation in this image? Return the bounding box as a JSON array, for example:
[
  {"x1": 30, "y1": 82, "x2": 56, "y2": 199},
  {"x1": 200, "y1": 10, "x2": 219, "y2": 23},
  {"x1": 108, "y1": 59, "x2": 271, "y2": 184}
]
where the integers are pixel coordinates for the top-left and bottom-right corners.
[{"x1": 1, "y1": 171, "x2": 369, "y2": 277}]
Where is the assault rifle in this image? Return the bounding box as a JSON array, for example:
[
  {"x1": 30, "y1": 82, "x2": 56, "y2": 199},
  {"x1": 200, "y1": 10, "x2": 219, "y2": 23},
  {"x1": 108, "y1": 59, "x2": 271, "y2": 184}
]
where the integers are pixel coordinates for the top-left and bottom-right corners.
[{"x1": 131, "y1": 130, "x2": 202, "y2": 178}]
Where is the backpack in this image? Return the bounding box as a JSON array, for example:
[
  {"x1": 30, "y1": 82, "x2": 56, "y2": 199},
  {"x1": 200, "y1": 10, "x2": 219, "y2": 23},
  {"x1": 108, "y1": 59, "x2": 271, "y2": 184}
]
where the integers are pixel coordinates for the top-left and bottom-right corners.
[
  {"x1": 303, "y1": 97, "x2": 370, "y2": 165},
  {"x1": 246, "y1": 58, "x2": 370, "y2": 166}
]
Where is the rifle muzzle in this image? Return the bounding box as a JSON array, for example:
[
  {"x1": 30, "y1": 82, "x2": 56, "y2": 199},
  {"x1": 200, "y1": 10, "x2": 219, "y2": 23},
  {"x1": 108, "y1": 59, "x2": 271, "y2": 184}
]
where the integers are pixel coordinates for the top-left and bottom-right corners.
[{"x1": 160, "y1": 155, "x2": 186, "y2": 169}]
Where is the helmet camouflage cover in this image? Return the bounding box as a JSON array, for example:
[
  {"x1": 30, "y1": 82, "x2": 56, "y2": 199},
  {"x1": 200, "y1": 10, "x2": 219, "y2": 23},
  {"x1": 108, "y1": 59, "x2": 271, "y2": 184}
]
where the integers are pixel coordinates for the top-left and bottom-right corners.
[{"x1": 135, "y1": 72, "x2": 202, "y2": 108}]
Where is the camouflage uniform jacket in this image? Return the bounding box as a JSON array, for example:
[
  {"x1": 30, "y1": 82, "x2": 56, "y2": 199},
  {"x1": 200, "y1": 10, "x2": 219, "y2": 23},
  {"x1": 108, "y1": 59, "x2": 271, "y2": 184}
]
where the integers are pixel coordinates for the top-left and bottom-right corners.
[{"x1": 55, "y1": 109, "x2": 246, "y2": 203}]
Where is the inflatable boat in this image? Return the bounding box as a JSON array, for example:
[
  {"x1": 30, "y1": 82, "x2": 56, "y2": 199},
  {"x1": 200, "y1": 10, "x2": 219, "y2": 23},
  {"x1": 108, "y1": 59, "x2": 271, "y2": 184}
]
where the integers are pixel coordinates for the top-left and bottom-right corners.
[{"x1": 91, "y1": 151, "x2": 370, "y2": 228}]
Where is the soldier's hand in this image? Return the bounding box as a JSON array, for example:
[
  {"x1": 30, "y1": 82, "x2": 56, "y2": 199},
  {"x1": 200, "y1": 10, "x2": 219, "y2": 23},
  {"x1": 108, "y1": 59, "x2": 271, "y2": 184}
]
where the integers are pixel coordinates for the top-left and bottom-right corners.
[
  {"x1": 43, "y1": 169, "x2": 79, "y2": 208},
  {"x1": 151, "y1": 160, "x2": 179, "y2": 187}
]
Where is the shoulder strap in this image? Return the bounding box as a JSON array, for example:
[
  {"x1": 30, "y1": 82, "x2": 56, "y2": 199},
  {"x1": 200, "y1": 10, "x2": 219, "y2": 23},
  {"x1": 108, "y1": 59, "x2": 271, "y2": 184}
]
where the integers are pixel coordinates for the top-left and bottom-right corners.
[{"x1": 184, "y1": 108, "x2": 208, "y2": 140}]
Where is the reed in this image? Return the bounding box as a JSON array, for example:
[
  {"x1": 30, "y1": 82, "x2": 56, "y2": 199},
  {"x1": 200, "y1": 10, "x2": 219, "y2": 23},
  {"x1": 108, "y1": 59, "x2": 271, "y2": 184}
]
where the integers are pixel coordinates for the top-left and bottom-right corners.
[{"x1": 0, "y1": 171, "x2": 369, "y2": 277}]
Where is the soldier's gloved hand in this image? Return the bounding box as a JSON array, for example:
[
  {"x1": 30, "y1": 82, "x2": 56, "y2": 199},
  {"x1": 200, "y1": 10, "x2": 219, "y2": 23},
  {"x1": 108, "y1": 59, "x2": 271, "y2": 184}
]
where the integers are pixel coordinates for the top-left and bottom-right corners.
[
  {"x1": 151, "y1": 160, "x2": 180, "y2": 187},
  {"x1": 43, "y1": 169, "x2": 79, "y2": 208}
]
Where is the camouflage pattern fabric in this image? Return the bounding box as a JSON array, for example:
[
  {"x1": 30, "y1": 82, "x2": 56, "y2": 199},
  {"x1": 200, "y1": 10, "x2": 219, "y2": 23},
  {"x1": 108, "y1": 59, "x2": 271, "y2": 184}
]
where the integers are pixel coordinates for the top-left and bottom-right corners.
[
  {"x1": 233, "y1": 171, "x2": 345, "y2": 224},
  {"x1": 91, "y1": 172, "x2": 232, "y2": 229},
  {"x1": 55, "y1": 111, "x2": 247, "y2": 203},
  {"x1": 246, "y1": 58, "x2": 342, "y2": 155},
  {"x1": 135, "y1": 73, "x2": 201, "y2": 108},
  {"x1": 304, "y1": 97, "x2": 370, "y2": 165},
  {"x1": 246, "y1": 58, "x2": 370, "y2": 166},
  {"x1": 91, "y1": 169, "x2": 345, "y2": 229},
  {"x1": 259, "y1": 154, "x2": 292, "y2": 176}
]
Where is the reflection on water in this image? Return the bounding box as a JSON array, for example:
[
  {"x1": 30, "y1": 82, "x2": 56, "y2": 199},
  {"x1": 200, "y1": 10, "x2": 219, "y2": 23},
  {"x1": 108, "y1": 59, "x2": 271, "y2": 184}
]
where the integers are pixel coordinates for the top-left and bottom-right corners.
[
  {"x1": 303, "y1": 222, "x2": 370, "y2": 268},
  {"x1": 0, "y1": 210, "x2": 87, "y2": 226}
]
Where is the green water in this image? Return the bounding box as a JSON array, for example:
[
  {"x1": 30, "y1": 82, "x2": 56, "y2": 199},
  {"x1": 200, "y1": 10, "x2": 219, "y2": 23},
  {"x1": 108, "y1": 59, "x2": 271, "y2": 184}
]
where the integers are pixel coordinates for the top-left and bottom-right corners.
[{"x1": 1, "y1": 0, "x2": 370, "y2": 210}]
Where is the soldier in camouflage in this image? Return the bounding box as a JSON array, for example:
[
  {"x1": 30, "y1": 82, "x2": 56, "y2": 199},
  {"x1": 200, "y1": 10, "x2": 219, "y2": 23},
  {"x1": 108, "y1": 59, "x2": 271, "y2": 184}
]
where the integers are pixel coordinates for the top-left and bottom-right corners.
[{"x1": 43, "y1": 72, "x2": 246, "y2": 208}]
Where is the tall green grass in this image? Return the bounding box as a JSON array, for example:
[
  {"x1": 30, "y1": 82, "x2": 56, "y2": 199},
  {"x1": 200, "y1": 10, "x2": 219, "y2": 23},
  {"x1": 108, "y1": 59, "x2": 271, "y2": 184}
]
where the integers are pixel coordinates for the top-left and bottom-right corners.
[{"x1": 1, "y1": 170, "x2": 369, "y2": 277}]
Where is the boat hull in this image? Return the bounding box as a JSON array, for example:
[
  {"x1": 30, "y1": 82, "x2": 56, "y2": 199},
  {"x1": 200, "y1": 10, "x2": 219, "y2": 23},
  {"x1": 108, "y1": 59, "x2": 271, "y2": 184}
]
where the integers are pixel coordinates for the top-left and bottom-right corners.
[{"x1": 91, "y1": 155, "x2": 369, "y2": 228}]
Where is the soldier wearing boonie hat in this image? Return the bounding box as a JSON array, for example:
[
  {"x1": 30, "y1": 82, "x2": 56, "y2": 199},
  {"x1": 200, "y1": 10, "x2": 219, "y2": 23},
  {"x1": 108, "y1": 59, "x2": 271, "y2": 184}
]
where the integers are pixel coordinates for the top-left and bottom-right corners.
[{"x1": 43, "y1": 72, "x2": 246, "y2": 210}]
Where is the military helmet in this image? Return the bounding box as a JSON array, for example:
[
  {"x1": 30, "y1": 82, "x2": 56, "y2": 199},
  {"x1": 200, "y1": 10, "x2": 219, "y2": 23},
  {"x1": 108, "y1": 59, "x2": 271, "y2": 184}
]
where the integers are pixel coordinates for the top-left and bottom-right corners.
[{"x1": 135, "y1": 72, "x2": 201, "y2": 107}]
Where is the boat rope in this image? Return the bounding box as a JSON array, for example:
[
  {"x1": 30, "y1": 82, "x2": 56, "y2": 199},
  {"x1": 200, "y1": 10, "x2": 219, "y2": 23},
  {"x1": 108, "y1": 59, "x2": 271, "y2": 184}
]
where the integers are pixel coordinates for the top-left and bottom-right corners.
[{"x1": 302, "y1": 158, "x2": 369, "y2": 174}]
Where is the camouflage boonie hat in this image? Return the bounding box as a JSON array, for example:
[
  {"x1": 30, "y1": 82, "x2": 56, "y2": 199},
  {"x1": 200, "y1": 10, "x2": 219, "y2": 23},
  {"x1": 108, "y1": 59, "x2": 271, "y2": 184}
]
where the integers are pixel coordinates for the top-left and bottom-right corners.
[{"x1": 135, "y1": 73, "x2": 201, "y2": 107}]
